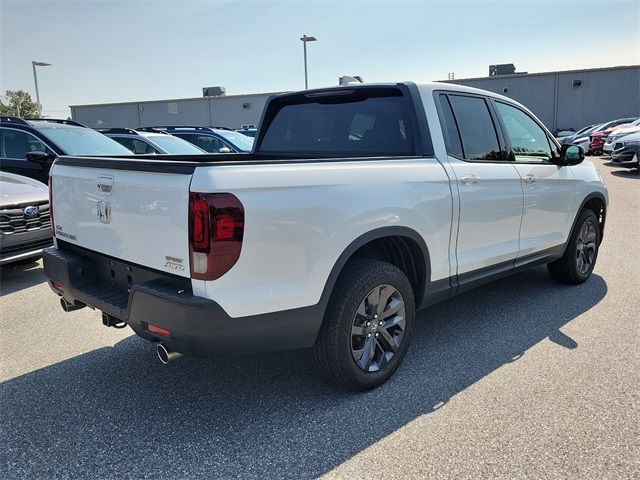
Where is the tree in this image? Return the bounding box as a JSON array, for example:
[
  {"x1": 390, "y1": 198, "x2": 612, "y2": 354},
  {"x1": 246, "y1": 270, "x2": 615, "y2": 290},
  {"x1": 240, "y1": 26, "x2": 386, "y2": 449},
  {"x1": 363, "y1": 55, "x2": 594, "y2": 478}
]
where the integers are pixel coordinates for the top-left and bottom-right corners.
[{"x1": 0, "y1": 90, "x2": 39, "y2": 118}]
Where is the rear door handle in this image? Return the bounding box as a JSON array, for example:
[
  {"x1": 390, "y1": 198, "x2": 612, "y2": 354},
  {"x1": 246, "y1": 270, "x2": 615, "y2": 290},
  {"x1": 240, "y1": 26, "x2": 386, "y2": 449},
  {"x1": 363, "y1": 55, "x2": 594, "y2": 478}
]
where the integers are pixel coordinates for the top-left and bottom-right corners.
[
  {"x1": 460, "y1": 174, "x2": 478, "y2": 185},
  {"x1": 523, "y1": 174, "x2": 537, "y2": 184}
]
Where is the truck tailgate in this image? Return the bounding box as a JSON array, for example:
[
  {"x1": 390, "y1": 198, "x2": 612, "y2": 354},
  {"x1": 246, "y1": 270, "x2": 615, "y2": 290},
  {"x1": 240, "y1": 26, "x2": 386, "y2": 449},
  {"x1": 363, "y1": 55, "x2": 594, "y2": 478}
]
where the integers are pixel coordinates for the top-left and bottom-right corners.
[{"x1": 50, "y1": 159, "x2": 195, "y2": 278}]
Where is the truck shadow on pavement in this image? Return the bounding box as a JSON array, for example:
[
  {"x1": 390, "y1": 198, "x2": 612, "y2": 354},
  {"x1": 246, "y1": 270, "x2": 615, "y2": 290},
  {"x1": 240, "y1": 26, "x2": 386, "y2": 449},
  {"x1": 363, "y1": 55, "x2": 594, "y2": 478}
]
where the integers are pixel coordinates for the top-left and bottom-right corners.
[
  {"x1": 0, "y1": 260, "x2": 45, "y2": 297},
  {"x1": 0, "y1": 266, "x2": 607, "y2": 479}
]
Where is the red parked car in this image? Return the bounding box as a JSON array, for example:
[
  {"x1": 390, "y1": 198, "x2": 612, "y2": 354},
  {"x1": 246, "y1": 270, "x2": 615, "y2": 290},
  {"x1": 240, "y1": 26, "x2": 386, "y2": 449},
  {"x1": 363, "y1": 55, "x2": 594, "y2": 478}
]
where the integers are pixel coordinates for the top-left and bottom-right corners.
[{"x1": 589, "y1": 118, "x2": 638, "y2": 154}]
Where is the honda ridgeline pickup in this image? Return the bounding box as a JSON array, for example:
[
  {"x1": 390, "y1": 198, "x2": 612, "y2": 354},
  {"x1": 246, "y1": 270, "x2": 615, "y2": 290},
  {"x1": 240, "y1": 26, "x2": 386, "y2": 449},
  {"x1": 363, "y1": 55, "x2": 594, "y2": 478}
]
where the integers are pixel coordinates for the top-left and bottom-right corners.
[{"x1": 43, "y1": 82, "x2": 608, "y2": 390}]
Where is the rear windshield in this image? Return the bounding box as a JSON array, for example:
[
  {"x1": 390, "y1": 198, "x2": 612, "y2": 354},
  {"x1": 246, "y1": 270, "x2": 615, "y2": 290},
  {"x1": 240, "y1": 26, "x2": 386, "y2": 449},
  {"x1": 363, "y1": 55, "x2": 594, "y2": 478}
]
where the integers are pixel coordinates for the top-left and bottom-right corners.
[{"x1": 259, "y1": 91, "x2": 415, "y2": 156}]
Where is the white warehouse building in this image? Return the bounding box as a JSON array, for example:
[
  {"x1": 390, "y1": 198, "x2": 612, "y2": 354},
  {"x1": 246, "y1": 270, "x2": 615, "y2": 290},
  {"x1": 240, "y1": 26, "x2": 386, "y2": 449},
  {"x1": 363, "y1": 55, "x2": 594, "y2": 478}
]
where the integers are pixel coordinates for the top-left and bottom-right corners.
[
  {"x1": 70, "y1": 90, "x2": 283, "y2": 129},
  {"x1": 70, "y1": 65, "x2": 640, "y2": 132}
]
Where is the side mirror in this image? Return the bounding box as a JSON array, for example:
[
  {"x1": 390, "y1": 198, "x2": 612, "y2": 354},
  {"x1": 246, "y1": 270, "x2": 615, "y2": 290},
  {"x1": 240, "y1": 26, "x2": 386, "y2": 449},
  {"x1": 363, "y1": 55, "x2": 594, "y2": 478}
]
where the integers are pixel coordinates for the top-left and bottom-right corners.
[
  {"x1": 26, "y1": 151, "x2": 56, "y2": 166},
  {"x1": 218, "y1": 147, "x2": 232, "y2": 153},
  {"x1": 559, "y1": 144, "x2": 584, "y2": 166}
]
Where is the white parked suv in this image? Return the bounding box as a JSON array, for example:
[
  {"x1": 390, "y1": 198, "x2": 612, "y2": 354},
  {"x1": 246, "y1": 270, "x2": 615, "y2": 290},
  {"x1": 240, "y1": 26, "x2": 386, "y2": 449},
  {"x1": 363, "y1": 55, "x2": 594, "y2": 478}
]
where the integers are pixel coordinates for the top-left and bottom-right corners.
[{"x1": 43, "y1": 82, "x2": 608, "y2": 390}]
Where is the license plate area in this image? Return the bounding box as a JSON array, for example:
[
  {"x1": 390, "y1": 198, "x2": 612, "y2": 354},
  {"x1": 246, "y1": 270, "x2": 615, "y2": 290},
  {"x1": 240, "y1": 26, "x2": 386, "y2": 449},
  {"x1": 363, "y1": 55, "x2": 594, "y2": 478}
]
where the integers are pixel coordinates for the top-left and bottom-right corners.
[
  {"x1": 95, "y1": 256, "x2": 150, "y2": 294},
  {"x1": 59, "y1": 240, "x2": 186, "y2": 296}
]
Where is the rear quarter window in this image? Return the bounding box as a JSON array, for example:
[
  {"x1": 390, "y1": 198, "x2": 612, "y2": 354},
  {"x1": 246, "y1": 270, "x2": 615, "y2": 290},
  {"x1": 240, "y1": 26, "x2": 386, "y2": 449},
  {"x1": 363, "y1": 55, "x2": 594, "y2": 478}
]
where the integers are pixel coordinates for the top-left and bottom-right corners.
[{"x1": 447, "y1": 94, "x2": 503, "y2": 161}]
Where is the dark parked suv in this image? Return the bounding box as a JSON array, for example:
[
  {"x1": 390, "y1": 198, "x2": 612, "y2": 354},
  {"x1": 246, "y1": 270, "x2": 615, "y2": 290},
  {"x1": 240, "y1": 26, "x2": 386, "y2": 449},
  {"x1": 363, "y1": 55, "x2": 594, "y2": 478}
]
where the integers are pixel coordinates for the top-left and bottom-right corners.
[{"x1": 0, "y1": 116, "x2": 131, "y2": 183}]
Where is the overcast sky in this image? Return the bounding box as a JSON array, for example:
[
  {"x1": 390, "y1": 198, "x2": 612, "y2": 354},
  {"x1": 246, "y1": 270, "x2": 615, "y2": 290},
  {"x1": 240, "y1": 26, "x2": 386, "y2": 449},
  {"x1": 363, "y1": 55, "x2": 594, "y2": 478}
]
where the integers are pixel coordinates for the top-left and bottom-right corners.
[{"x1": 1, "y1": 0, "x2": 639, "y2": 118}]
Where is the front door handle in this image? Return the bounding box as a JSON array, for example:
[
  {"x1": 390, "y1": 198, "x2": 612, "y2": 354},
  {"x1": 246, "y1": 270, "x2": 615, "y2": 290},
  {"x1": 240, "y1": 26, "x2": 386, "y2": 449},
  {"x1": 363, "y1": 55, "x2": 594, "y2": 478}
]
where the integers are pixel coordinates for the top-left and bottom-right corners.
[
  {"x1": 460, "y1": 174, "x2": 478, "y2": 185},
  {"x1": 523, "y1": 174, "x2": 537, "y2": 184}
]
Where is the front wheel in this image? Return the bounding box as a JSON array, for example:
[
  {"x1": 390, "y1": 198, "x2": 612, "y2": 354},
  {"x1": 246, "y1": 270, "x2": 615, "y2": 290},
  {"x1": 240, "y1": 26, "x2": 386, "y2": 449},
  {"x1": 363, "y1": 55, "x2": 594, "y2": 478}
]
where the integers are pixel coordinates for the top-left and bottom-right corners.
[
  {"x1": 312, "y1": 259, "x2": 415, "y2": 391},
  {"x1": 547, "y1": 209, "x2": 601, "y2": 284}
]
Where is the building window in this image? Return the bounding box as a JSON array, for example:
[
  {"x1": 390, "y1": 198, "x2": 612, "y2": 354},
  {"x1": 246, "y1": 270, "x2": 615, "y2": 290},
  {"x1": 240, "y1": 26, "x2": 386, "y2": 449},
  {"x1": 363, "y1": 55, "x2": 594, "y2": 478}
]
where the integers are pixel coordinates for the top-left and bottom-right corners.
[{"x1": 572, "y1": 80, "x2": 582, "y2": 88}]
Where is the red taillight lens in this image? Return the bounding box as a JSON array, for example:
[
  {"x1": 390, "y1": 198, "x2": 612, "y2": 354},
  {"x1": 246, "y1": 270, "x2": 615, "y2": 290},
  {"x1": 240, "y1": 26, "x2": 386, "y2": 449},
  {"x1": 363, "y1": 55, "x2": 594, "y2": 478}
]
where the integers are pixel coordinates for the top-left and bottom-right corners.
[
  {"x1": 48, "y1": 176, "x2": 55, "y2": 236},
  {"x1": 188, "y1": 193, "x2": 244, "y2": 280},
  {"x1": 190, "y1": 198, "x2": 210, "y2": 251},
  {"x1": 215, "y1": 213, "x2": 236, "y2": 241}
]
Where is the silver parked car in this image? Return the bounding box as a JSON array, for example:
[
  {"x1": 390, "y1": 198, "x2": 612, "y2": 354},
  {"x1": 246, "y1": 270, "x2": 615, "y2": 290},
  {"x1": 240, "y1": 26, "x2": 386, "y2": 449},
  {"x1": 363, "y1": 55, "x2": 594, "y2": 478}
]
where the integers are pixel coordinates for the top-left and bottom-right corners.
[
  {"x1": 0, "y1": 172, "x2": 52, "y2": 265},
  {"x1": 97, "y1": 128, "x2": 206, "y2": 155}
]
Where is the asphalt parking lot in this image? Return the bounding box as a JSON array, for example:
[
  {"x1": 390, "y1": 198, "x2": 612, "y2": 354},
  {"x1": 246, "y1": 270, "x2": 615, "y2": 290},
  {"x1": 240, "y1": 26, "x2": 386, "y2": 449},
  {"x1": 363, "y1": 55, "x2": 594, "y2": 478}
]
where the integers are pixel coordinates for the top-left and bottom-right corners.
[{"x1": 1, "y1": 158, "x2": 638, "y2": 479}]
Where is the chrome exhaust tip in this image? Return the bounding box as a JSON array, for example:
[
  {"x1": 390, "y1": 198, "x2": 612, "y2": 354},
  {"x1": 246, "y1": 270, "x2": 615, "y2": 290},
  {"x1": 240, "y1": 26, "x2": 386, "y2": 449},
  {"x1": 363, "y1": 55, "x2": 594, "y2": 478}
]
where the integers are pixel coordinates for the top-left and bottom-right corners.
[
  {"x1": 60, "y1": 297, "x2": 85, "y2": 312},
  {"x1": 156, "y1": 343, "x2": 182, "y2": 364}
]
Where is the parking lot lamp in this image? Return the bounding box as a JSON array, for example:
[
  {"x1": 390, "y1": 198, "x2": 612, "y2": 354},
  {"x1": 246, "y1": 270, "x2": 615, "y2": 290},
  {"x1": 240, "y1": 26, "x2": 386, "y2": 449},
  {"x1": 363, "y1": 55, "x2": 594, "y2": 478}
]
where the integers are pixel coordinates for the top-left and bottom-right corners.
[
  {"x1": 300, "y1": 35, "x2": 317, "y2": 89},
  {"x1": 32, "y1": 61, "x2": 51, "y2": 118}
]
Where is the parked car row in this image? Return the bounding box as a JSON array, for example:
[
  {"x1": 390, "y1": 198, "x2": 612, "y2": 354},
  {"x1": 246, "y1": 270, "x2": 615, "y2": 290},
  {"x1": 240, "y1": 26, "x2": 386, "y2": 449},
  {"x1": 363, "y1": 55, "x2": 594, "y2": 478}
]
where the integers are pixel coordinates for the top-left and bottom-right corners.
[
  {"x1": 557, "y1": 116, "x2": 640, "y2": 171},
  {"x1": 0, "y1": 116, "x2": 256, "y2": 182}
]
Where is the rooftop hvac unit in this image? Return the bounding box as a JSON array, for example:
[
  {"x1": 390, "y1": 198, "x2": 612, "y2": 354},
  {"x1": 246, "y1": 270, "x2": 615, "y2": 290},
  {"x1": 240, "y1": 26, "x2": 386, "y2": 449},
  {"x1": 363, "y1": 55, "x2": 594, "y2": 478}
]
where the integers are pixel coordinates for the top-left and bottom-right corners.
[
  {"x1": 339, "y1": 76, "x2": 363, "y2": 85},
  {"x1": 489, "y1": 64, "x2": 516, "y2": 76},
  {"x1": 202, "y1": 86, "x2": 227, "y2": 97}
]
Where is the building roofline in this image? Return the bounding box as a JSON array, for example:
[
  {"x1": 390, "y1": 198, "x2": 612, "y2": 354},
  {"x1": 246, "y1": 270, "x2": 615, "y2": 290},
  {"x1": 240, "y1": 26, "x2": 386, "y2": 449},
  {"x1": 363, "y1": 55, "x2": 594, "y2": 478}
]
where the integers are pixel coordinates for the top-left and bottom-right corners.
[
  {"x1": 69, "y1": 91, "x2": 287, "y2": 109},
  {"x1": 441, "y1": 64, "x2": 640, "y2": 83}
]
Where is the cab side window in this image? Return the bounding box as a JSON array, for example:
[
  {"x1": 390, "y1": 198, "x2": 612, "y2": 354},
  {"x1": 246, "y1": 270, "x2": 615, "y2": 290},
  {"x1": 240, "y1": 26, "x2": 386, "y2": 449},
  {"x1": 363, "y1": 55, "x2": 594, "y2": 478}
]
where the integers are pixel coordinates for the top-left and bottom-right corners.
[
  {"x1": 1, "y1": 129, "x2": 52, "y2": 159},
  {"x1": 447, "y1": 95, "x2": 503, "y2": 161},
  {"x1": 494, "y1": 101, "x2": 553, "y2": 163}
]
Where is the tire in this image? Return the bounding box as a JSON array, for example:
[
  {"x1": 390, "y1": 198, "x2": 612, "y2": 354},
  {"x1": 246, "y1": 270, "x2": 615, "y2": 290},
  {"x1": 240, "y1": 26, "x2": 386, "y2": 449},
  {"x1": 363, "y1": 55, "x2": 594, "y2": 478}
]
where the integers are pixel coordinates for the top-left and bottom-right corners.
[
  {"x1": 547, "y1": 209, "x2": 601, "y2": 284},
  {"x1": 312, "y1": 259, "x2": 415, "y2": 391}
]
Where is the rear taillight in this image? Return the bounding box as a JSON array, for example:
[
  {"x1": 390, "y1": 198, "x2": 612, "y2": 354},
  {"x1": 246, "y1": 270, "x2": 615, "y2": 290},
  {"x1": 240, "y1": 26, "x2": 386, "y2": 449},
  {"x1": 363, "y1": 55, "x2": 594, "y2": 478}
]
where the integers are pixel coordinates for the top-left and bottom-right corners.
[
  {"x1": 48, "y1": 175, "x2": 55, "y2": 236},
  {"x1": 188, "y1": 192, "x2": 244, "y2": 280}
]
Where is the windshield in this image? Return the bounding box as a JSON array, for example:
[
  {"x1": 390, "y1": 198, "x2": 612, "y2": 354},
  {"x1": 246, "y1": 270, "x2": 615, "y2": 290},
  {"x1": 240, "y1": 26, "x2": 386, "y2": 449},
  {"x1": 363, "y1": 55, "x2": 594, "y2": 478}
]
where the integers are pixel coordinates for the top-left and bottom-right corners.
[
  {"x1": 575, "y1": 125, "x2": 593, "y2": 135},
  {"x1": 215, "y1": 131, "x2": 254, "y2": 152},
  {"x1": 37, "y1": 126, "x2": 132, "y2": 155},
  {"x1": 147, "y1": 135, "x2": 205, "y2": 154}
]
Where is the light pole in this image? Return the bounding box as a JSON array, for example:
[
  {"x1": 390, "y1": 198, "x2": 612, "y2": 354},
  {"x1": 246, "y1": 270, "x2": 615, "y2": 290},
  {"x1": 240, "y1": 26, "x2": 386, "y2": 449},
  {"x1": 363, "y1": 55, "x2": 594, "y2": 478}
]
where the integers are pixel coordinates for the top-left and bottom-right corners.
[
  {"x1": 32, "y1": 61, "x2": 51, "y2": 118},
  {"x1": 300, "y1": 35, "x2": 316, "y2": 89}
]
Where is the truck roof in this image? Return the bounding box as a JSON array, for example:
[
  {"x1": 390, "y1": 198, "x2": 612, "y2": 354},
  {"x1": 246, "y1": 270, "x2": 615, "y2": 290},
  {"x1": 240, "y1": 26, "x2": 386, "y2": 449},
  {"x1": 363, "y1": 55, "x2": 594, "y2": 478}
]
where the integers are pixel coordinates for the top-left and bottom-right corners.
[{"x1": 270, "y1": 81, "x2": 515, "y2": 105}]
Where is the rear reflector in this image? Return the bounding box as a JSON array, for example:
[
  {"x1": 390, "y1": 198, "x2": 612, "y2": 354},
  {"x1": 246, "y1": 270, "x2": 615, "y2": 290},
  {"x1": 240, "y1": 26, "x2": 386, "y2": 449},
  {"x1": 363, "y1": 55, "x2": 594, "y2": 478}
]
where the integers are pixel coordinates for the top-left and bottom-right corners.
[
  {"x1": 188, "y1": 193, "x2": 244, "y2": 280},
  {"x1": 147, "y1": 323, "x2": 171, "y2": 339},
  {"x1": 52, "y1": 281, "x2": 64, "y2": 291}
]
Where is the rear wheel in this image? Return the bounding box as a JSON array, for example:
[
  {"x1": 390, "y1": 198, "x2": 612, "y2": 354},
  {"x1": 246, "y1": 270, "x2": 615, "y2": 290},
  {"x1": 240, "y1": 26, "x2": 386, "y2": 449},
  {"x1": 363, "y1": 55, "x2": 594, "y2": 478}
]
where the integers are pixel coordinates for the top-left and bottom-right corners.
[
  {"x1": 547, "y1": 209, "x2": 601, "y2": 284},
  {"x1": 312, "y1": 259, "x2": 415, "y2": 391}
]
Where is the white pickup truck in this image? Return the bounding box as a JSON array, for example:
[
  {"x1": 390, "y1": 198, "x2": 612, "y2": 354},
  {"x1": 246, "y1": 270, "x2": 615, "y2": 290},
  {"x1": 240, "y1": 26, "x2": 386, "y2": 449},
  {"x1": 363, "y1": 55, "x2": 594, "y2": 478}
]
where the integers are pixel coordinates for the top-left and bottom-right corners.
[{"x1": 44, "y1": 82, "x2": 608, "y2": 390}]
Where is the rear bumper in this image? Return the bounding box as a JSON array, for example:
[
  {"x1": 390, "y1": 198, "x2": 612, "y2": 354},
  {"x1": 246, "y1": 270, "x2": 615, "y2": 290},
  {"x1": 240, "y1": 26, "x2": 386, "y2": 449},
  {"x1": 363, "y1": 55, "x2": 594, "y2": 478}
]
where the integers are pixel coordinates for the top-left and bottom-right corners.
[{"x1": 42, "y1": 243, "x2": 322, "y2": 356}]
